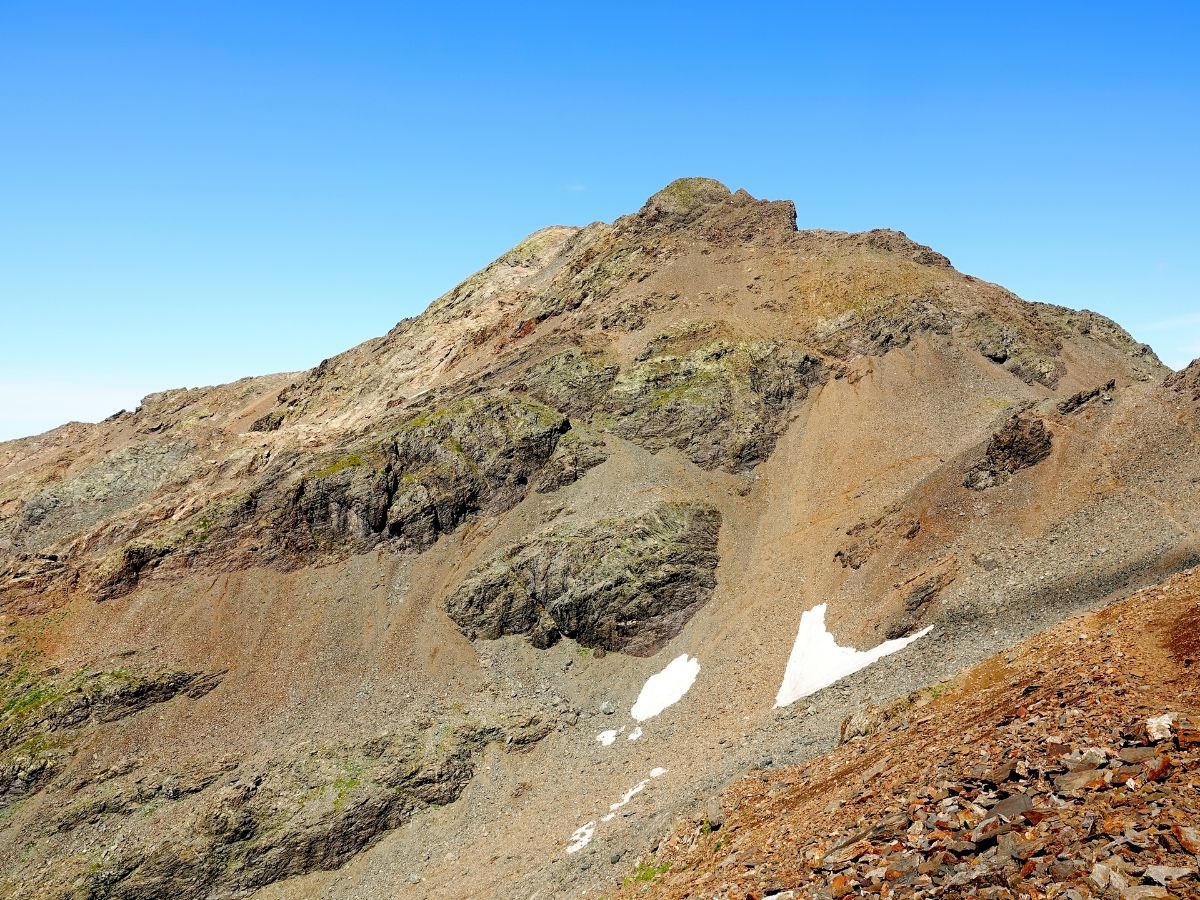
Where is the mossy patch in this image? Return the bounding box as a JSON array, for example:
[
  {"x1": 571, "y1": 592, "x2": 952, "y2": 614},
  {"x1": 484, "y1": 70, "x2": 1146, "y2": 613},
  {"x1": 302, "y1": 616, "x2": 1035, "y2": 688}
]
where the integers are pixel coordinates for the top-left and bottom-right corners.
[
  {"x1": 305, "y1": 454, "x2": 365, "y2": 482},
  {"x1": 624, "y1": 861, "x2": 670, "y2": 885}
]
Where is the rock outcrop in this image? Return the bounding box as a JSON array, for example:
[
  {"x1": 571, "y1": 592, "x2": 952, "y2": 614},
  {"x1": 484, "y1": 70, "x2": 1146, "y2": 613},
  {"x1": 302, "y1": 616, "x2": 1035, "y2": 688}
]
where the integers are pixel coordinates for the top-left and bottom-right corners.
[
  {"x1": 964, "y1": 415, "x2": 1053, "y2": 490},
  {"x1": 0, "y1": 664, "x2": 220, "y2": 804},
  {"x1": 1167, "y1": 358, "x2": 1200, "y2": 402},
  {"x1": 8, "y1": 708, "x2": 552, "y2": 899},
  {"x1": 445, "y1": 502, "x2": 721, "y2": 655},
  {"x1": 86, "y1": 392, "x2": 576, "y2": 599},
  {"x1": 1058, "y1": 379, "x2": 1116, "y2": 414}
]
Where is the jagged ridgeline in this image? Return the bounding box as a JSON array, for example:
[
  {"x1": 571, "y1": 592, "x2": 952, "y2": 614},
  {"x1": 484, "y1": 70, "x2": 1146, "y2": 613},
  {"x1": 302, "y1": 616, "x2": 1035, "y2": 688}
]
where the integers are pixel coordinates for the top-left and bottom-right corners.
[{"x1": 0, "y1": 178, "x2": 1196, "y2": 899}]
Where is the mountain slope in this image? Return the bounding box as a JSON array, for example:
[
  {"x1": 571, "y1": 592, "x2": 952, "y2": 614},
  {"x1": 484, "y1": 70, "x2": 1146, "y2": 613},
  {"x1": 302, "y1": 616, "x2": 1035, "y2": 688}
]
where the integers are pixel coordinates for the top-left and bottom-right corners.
[
  {"x1": 0, "y1": 179, "x2": 1196, "y2": 899},
  {"x1": 621, "y1": 563, "x2": 1200, "y2": 899}
]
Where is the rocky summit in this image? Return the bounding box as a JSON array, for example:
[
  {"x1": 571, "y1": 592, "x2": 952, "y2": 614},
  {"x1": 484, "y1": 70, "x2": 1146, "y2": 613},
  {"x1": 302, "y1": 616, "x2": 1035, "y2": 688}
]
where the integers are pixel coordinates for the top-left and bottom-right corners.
[{"x1": 1, "y1": 178, "x2": 1198, "y2": 899}]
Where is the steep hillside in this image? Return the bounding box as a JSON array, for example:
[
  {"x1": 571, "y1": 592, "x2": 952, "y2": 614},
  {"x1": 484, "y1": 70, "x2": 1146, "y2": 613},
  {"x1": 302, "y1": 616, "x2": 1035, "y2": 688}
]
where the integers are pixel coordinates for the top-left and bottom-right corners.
[
  {"x1": 620, "y1": 564, "x2": 1200, "y2": 899},
  {"x1": 0, "y1": 179, "x2": 1196, "y2": 899}
]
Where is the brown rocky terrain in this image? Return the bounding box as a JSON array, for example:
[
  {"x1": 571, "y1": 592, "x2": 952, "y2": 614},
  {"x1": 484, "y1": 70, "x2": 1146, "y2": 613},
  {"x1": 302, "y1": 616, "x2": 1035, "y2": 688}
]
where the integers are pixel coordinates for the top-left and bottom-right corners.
[
  {"x1": 618, "y1": 565, "x2": 1200, "y2": 899},
  {"x1": 0, "y1": 178, "x2": 1197, "y2": 898}
]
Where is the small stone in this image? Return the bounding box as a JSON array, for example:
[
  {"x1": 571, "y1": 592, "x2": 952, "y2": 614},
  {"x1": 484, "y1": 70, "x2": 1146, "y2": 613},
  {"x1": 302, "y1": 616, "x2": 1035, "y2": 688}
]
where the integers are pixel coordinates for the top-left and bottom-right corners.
[
  {"x1": 969, "y1": 815, "x2": 1012, "y2": 845},
  {"x1": 1064, "y1": 746, "x2": 1108, "y2": 770},
  {"x1": 1172, "y1": 823, "x2": 1200, "y2": 854},
  {"x1": 1055, "y1": 768, "x2": 1110, "y2": 793},
  {"x1": 1090, "y1": 862, "x2": 1128, "y2": 891},
  {"x1": 981, "y1": 760, "x2": 1017, "y2": 783},
  {"x1": 1120, "y1": 888, "x2": 1170, "y2": 899},
  {"x1": 1146, "y1": 713, "x2": 1176, "y2": 742},
  {"x1": 1177, "y1": 718, "x2": 1200, "y2": 748},
  {"x1": 702, "y1": 796, "x2": 725, "y2": 830},
  {"x1": 1118, "y1": 746, "x2": 1156, "y2": 763},
  {"x1": 1144, "y1": 755, "x2": 1171, "y2": 782},
  {"x1": 1144, "y1": 865, "x2": 1193, "y2": 886},
  {"x1": 599, "y1": 701, "x2": 616, "y2": 715},
  {"x1": 989, "y1": 792, "x2": 1032, "y2": 821}
]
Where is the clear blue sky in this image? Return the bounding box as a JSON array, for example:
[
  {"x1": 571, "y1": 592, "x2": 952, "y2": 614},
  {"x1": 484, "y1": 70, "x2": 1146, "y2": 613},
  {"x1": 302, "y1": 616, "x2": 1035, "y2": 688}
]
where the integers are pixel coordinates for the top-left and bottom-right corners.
[{"x1": 2, "y1": 2, "x2": 1197, "y2": 441}]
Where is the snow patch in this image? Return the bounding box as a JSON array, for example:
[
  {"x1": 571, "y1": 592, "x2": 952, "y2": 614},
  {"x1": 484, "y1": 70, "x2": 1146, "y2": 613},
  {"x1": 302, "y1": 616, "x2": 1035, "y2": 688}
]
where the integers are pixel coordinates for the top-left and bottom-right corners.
[
  {"x1": 630, "y1": 654, "x2": 700, "y2": 721},
  {"x1": 599, "y1": 768, "x2": 670, "y2": 823},
  {"x1": 774, "y1": 603, "x2": 932, "y2": 708},
  {"x1": 596, "y1": 727, "x2": 625, "y2": 746},
  {"x1": 627, "y1": 726, "x2": 643, "y2": 742},
  {"x1": 566, "y1": 821, "x2": 595, "y2": 854}
]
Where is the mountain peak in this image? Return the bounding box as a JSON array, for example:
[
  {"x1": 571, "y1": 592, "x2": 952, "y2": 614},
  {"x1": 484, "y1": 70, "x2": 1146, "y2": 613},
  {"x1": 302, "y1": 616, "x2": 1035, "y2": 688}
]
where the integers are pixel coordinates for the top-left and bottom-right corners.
[
  {"x1": 630, "y1": 177, "x2": 798, "y2": 243},
  {"x1": 643, "y1": 177, "x2": 733, "y2": 214}
]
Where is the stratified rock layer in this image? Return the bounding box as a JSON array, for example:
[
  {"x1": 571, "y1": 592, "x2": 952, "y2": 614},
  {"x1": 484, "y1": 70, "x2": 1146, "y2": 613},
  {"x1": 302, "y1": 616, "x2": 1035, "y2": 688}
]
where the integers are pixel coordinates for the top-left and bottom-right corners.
[{"x1": 964, "y1": 414, "x2": 1053, "y2": 490}]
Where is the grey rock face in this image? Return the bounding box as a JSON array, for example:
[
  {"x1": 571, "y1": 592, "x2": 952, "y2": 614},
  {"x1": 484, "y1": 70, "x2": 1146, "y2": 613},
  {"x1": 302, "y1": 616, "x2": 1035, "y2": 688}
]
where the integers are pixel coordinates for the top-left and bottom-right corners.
[
  {"x1": 94, "y1": 393, "x2": 578, "y2": 598},
  {"x1": 14, "y1": 440, "x2": 195, "y2": 554},
  {"x1": 0, "y1": 666, "x2": 221, "y2": 805},
  {"x1": 282, "y1": 392, "x2": 570, "y2": 554},
  {"x1": 525, "y1": 340, "x2": 825, "y2": 473},
  {"x1": 444, "y1": 502, "x2": 722, "y2": 655},
  {"x1": 602, "y1": 341, "x2": 825, "y2": 472}
]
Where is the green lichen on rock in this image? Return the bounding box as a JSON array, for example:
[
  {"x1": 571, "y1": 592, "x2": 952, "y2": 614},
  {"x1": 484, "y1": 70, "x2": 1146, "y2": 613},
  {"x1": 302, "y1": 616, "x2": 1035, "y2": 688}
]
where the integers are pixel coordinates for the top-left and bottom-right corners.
[
  {"x1": 0, "y1": 663, "x2": 220, "y2": 805},
  {"x1": 524, "y1": 349, "x2": 619, "y2": 417},
  {"x1": 12, "y1": 708, "x2": 551, "y2": 900},
  {"x1": 647, "y1": 177, "x2": 732, "y2": 215},
  {"x1": 304, "y1": 454, "x2": 366, "y2": 482},
  {"x1": 535, "y1": 426, "x2": 609, "y2": 493},
  {"x1": 85, "y1": 393, "x2": 588, "y2": 600},
  {"x1": 14, "y1": 440, "x2": 196, "y2": 556},
  {"x1": 603, "y1": 340, "x2": 825, "y2": 471},
  {"x1": 279, "y1": 392, "x2": 571, "y2": 555},
  {"x1": 444, "y1": 501, "x2": 721, "y2": 655},
  {"x1": 522, "y1": 338, "x2": 825, "y2": 473},
  {"x1": 969, "y1": 312, "x2": 1065, "y2": 388}
]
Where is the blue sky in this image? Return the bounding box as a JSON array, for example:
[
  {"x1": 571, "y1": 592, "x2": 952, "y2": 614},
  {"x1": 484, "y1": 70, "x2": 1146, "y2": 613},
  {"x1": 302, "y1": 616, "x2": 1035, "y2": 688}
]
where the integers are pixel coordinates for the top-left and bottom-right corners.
[{"x1": 2, "y1": 2, "x2": 1197, "y2": 441}]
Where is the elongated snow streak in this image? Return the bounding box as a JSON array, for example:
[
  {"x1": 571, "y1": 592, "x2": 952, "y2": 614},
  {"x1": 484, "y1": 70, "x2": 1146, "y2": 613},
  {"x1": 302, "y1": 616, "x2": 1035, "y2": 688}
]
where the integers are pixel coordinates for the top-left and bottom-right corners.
[
  {"x1": 774, "y1": 603, "x2": 933, "y2": 708},
  {"x1": 630, "y1": 654, "x2": 700, "y2": 721},
  {"x1": 566, "y1": 821, "x2": 595, "y2": 854},
  {"x1": 599, "y1": 767, "x2": 670, "y2": 823}
]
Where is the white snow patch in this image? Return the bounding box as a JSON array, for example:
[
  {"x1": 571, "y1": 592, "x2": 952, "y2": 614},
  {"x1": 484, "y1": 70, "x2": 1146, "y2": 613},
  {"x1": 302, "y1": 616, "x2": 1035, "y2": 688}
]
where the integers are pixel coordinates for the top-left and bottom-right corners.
[
  {"x1": 599, "y1": 767, "x2": 669, "y2": 822},
  {"x1": 774, "y1": 604, "x2": 933, "y2": 708},
  {"x1": 566, "y1": 821, "x2": 595, "y2": 854},
  {"x1": 627, "y1": 726, "x2": 643, "y2": 742},
  {"x1": 596, "y1": 727, "x2": 625, "y2": 746},
  {"x1": 630, "y1": 654, "x2": 700, "y2": 722}
]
